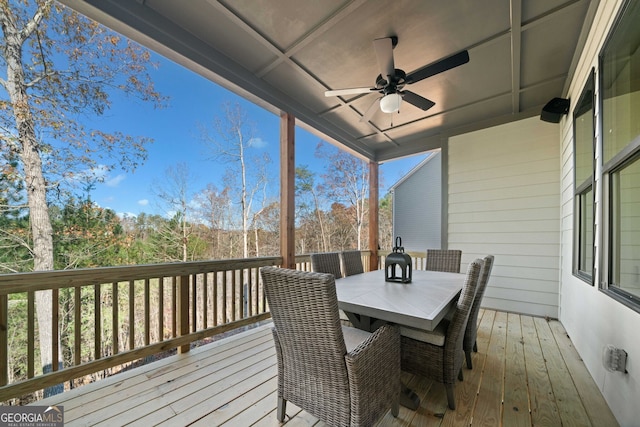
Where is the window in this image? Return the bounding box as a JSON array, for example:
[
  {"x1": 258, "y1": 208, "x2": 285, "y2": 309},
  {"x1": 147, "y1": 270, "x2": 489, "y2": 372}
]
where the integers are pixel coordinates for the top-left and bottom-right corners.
[
  {"x1": 573, "y1": 71, "x2": 595, "y2": 283},
  {"x1": 600, "y1": 0, "x2": 640, "y2": 309}
]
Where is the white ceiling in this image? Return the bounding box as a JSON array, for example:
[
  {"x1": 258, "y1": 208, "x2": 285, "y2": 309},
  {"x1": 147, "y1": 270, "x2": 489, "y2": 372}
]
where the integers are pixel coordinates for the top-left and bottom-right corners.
[{"x1": 59, "y1": 0, "x2": 598, "y2": 161}]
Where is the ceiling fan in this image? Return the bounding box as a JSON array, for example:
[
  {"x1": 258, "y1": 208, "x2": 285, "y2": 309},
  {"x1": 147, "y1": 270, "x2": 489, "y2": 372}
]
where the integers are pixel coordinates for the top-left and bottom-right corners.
[{"x1": 324, "y1": 36, "x2": 469, "y2": 121}]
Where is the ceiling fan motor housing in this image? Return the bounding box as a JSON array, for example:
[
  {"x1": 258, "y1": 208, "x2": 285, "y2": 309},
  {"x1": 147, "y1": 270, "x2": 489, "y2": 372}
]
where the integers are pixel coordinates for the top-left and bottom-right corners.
[{"x1": 377, "y1": 69, "x2": 406, "y2": 94}]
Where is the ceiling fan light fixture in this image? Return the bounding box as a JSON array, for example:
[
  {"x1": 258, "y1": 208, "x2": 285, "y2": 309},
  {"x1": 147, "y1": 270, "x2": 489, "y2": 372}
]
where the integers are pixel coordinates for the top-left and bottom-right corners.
[{"x1": 380, "y1": 93, "x2": 402, "y2": 113}]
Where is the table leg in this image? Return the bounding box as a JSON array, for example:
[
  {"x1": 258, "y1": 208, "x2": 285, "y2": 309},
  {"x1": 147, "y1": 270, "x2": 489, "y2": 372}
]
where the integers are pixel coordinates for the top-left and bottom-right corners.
[
  {"x1": 344, "y1": 312, "x2": 388, "y2": 332},
  {"x1": 400, "y1": 382, "x2": 420, "y2": 410},
  {"x1": 344, "y1": 311, "x2": 372, "y2": 331}
]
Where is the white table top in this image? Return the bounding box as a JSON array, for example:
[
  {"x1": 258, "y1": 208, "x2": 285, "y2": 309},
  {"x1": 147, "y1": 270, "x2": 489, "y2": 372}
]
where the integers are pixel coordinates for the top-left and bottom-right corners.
[{"x1": 336, "y1": 269, "x2": 465, "y2": 331}]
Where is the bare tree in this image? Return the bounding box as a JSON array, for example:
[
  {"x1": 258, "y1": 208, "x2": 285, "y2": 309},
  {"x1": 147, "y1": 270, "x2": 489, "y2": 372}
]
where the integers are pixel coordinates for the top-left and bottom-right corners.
[
  {"x1": 316, "y1": 142, "x2": 369, "y2": 249},
  {"x1": 0, "y1": 0, "x2": 163, "y2": 390},
  {"x1": 378, "y1": 192, "x2": 393, "y2": 250},
  {"x1": 152, "y1": 163, "x2": 196, "y2": 262},
  {"x1": 201, "y1": 101, "x2": 271, "y2": 258},
  {"x1": 296, "y1": 165, "x2": 329, "y2": 252},
  {"x1": 193, "y1": 183, "x2": 233, "y2": 259}
]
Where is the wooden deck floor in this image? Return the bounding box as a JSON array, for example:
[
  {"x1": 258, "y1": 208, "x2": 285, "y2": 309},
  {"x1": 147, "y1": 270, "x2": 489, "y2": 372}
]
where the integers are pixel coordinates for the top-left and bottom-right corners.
[{"x1": 35, "y1": 310, "x2": 618, "y2": 426}]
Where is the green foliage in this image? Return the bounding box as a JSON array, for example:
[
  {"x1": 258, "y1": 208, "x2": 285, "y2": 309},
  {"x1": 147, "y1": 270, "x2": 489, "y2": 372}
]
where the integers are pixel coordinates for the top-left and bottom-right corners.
[
  {"x1": 7, "y1": 294, "x2": 31, "y2": 383},
  {"x1": 52, "y1": 197, "x2": 133, "y2": 269}
]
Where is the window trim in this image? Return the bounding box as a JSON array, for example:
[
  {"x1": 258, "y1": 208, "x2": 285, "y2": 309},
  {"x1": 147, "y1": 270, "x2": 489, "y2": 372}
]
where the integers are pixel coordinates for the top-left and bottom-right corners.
[{"x1": 572, "y1": 69, "x2": 595, "y2": 285}]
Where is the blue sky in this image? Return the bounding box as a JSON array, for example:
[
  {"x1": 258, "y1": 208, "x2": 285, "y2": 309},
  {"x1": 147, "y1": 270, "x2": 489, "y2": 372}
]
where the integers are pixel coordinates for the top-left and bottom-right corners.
[{"x1": 86, "y1": 54, "x2": 427, "y2": 217}]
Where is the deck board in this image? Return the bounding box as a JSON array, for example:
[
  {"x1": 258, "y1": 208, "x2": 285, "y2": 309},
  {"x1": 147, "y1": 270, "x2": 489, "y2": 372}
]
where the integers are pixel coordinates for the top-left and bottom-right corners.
[
  {"x1": 473, "y1": 310, "x2": 506, "y2": 427},
  {"x1": 502, "y1": 312, "x2": 530, "y2": 427},
  {"x1": 33, "y1": 311, "x2": 618, "y2": 426},
  {"x1": 534, "y1": 317, "x2": 592, "y2": 427},
  {"x1": 548, "y1": 321, "x2": 618, "y2": 427},
  {"x1": 521, "y1": 314, "x2": 561, "y2": 426}
]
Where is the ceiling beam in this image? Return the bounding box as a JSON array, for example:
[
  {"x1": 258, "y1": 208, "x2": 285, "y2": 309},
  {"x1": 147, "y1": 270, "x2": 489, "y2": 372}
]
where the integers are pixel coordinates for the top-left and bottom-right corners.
[
  {"x1": 521, "y1": 0, "x2": 586, "y2": 30},
  {"x1": 255, "y1": 0, "x2": 369, "y2": 78},
  {"x1": 510, "y1": 0, "x2": 522, "y2": 114}
]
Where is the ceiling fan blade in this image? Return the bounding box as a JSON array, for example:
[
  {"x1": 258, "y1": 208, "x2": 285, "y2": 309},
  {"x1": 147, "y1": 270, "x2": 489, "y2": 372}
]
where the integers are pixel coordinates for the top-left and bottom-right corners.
[
  {"x1": 360, "y1": 97, "x2": 381, "y2": 122},
  {"x1": 373, "y1": 37, "x2": 395, "y2": 80},
  {"x1": 325, "y1": 87, "x2": 375, "y2": 97},
  {"x1": 405, "y1": 50, "x2": 469, "y2": 84},
  {"x1": 402, "y1": 91, "x2": 436, "y2": 111}
]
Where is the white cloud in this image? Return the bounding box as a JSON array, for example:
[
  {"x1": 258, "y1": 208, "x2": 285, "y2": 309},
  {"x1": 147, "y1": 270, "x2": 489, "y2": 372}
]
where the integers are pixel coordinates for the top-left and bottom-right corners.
[
  {"x1": 67, "y1": 164, "x2": 109, "y2": 183},
  {"x1": 91, "y1": 165, "x2": 110, "y2": 180},
  {"x1": 106, "y1": 174, "x2": 126, "y2": 187},
  {"x1": 248, "y1": 137, "x2": 267, "y2": 148},
  {"x1": 138, "y1": 199, "x2": 149, "y2": 206}
]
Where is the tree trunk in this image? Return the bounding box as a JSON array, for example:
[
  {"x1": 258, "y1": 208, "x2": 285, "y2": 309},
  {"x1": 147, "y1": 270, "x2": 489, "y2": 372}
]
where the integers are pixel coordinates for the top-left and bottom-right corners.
[
  {"x1": 313, "y1": 191, "x2": 329, "y2": 252},
  {"x1": 3, "y1": 1, "x2": 61, "y2": 396},
  {"x1": 238, "y1": 128, "x2": 249, "y2": 258}
]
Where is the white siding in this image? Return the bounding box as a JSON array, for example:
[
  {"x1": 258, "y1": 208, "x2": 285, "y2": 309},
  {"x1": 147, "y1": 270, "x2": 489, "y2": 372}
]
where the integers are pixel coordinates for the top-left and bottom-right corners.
[
  {"x1": 559, "y1": 0, "x2": 640, "y2": 425},
  {"x1": 392, "y1": 153, "x2": 441, "y2": 252},
  {"x1": 448, "y1": 117, "x2": 561, "y2": 318}
]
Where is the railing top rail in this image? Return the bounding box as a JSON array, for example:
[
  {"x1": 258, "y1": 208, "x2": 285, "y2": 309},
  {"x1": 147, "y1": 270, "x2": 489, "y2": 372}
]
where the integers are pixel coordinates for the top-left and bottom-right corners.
[{"x1": 0, "y1": 256, "x2": 282, "y2": 294}]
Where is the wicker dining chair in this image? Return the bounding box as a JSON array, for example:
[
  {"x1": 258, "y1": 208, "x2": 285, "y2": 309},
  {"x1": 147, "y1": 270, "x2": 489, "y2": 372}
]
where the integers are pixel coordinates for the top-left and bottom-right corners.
[
  {"x1": 310, "y1": 252, "x2": 343, "y2": 279},
  {"x1": 399, "y1": 259, "x2": 482, "y2": 410},
  {"x1": 341, "y1": 250, "x2": 364, "y2": 276},
  {"x1": 464, "y1": 255, "x2": 494, "y2": 369},
  {"x1": 260, "y1": 266, "x2": 400, "y2": 426},
  {"x1": 425, "y1": 249, "x2": 462, "y2": 273}
]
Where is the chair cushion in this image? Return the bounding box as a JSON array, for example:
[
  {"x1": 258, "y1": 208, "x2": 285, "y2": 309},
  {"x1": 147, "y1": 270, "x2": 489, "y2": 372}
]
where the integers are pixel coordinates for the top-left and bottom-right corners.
[
  {"x1": 399, "y1": 321, "x2": 447, "y2": 347},
  {"x1": 342, "y1": 326, "x2": 372, "y2": 352}
]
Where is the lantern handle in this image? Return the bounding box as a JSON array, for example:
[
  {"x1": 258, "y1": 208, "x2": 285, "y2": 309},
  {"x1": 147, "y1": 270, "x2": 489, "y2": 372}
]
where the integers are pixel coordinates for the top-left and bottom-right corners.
[{"x1": 394, "y1": 236, "x2": 404, "y2": 253}]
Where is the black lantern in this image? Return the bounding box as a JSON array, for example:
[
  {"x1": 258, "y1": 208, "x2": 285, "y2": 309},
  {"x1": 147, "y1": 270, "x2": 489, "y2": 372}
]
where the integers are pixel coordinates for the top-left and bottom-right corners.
[{"x1": 385, "y1": 237, "x2": 412, "y2": 283}]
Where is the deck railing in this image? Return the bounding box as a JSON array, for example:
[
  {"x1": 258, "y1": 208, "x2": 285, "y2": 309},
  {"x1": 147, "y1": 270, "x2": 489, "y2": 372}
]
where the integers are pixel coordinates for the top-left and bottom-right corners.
[{"x1": 0, "y1": 250, "x2": 391, "y2": 402}]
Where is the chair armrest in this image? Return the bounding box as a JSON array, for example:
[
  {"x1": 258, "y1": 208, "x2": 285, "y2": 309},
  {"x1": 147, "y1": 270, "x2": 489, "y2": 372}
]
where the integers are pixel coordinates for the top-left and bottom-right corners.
[{"x1": 345, "y1": 324, "x2": 400, "y2": 426}]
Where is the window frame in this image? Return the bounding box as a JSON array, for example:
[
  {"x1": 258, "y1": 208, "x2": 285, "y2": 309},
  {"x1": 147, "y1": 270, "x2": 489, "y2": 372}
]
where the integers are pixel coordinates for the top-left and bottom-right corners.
[
  {"x1": 602, "y1": 149, "x2": 640, "y2": 312},
  {"x1": 572, "y1": 70, "x2": 595, "y2": 284},
  {"x1": 598, "y1": 0, "x2": 640, "y2": 313}
]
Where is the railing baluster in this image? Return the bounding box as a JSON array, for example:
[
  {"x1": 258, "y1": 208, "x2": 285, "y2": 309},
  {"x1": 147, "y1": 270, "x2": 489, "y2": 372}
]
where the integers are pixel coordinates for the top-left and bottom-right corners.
[
  {"x1": 202, "y1": 273, "x2": 208, "y2": 328},
  {"x1": 247, "y1": 268, "x2": 254, "y2": 317},
  {"x1": 27, "y1": 291, "x2": 34, "y2": 377},
  {"x1": 177, "y1": 275, "x2": 190, "y2": 354},
  {"x1": 238, "y1": 268, "x2": 246, "y2": 319},
  {"x1": 222, "y1": 271, "x2": 227, "y2": 323},
  {"x1": 171, "y1": 276, "x2": 177, "y2": 338},
  {"x1": 230, "y1": 270, "x2": 235, "y2": 322},
  {"x1": 52, "y1": 289, "x2": 59, "y2": 371},
  {"x1": 158, "y1": 277, "x2": 164, "y2": 342},
  {"x1": 94, "y1": 283, "x2": 101, "y2": 361},
  {"x1": 262, "y1": 269, "x2": 267, "y2": 313},
  {"x1": 144, "y1": 278, "x2": 150, "y2": 346},
  {"x1": 112, "y1": 282, "x2": 119, "y2": 356},
  {"x1": 0, "y1": 294, "x2": 8, "y2": 386},
  {"x1": 253, "y1": 267, "x2": 260, "y2": 314},
  {"x1": 74, "y1": 287, "x2": 81, "y2": 366},
  {"x1": 191, "y1": 274, "x2": 197, "y2": 332},
  {"x1": 129, "y1": 280, "x2": 135, "y2": 350},
  {"x1": 213, "y1": 272, "x2": 218, "y2": 327}
]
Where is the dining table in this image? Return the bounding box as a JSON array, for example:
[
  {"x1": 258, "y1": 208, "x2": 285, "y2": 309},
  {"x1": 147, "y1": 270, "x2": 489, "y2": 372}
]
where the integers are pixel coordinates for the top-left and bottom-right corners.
[
  {"x1": 336, "y1": 269, "x2": 465, "y2": 332},
  {"x1": 335, "y1": 268, "x2": 466, "y2": 410}
]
